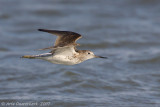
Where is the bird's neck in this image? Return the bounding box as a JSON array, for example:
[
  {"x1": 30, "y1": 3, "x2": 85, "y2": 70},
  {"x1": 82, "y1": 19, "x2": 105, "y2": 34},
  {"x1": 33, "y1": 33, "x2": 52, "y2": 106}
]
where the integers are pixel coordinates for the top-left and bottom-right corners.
[{"x1": 75, "y1": 50, "x2": 87, "y2": 62}]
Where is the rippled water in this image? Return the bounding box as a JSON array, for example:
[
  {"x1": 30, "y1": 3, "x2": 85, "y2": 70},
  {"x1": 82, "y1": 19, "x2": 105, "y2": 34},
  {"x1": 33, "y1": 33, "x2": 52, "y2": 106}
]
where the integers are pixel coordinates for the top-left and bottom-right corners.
[{"x1": 0, "y1": 0, "x2": 160, "y2": 106}]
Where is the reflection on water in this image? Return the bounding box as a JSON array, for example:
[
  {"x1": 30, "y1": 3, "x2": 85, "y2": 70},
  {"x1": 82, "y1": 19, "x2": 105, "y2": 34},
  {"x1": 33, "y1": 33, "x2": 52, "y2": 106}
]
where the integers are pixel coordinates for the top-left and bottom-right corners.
[{"x1": 0, "y1": 0, "x2": 160, "y2": 106}]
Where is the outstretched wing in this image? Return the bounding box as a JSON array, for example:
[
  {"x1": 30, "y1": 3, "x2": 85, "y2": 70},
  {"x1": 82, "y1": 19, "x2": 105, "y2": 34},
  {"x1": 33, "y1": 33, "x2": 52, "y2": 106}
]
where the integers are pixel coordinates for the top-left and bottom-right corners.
[{"x1": 38, "y1": 29, "x2": 82, "y2": 48}]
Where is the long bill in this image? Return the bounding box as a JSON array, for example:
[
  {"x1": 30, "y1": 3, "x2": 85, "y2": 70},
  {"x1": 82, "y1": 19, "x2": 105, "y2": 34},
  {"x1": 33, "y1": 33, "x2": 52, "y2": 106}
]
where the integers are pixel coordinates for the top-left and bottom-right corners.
[{"x1": 95, "y1": 55, "x2": 108, "y2": 59}]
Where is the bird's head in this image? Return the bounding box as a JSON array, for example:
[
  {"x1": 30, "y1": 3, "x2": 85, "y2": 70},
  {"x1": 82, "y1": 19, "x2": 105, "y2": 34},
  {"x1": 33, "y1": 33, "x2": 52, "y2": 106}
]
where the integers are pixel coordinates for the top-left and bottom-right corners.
[{"x1": 81, "y1": 50, "x2": 107, "y2": 61}]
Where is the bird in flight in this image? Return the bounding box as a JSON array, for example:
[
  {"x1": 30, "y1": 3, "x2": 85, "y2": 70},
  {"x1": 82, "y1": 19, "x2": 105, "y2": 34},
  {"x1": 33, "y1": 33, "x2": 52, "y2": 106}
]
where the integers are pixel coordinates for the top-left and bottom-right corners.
[{"x1": 22, "y1": 29, "x2": 107, "y2": 65}]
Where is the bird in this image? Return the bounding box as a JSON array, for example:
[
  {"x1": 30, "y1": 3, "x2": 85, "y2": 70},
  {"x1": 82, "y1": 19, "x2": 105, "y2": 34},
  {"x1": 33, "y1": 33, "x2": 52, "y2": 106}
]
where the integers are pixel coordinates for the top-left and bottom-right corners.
[{"x1": 22, "y1": 29, "x2": 107, "y2": 65}]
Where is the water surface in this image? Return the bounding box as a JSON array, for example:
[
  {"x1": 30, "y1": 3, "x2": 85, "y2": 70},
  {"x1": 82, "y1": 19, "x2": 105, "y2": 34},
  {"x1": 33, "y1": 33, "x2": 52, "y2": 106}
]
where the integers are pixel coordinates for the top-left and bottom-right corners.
[{"x1": 0, "y1": 0, "x2": 160, "y2": 106}]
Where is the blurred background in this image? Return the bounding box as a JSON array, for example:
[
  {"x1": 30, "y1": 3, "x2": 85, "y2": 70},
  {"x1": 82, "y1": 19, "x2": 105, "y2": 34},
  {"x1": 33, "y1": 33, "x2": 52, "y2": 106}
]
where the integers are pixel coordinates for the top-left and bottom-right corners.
[{"x1": 0, "y1": 0, "x2": 160, "y2": 106}]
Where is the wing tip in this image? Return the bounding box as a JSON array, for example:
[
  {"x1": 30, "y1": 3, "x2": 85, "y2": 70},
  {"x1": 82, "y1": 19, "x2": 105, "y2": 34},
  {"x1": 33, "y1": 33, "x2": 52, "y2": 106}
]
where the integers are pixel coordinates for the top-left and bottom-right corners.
[
  {"x1": 38, "y1": 29, "x2": 55, "y2": 33},
  {"x1": 38, "y1": 29, "x2": 45, "y2": 32}
]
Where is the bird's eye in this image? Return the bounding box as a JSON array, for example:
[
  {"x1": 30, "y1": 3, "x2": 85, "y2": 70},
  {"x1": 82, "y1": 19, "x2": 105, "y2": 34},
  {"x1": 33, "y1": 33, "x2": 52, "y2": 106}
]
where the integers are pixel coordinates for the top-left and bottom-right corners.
[{"x1": 88, "y1": 52, "x2": 90, "y2": 54}]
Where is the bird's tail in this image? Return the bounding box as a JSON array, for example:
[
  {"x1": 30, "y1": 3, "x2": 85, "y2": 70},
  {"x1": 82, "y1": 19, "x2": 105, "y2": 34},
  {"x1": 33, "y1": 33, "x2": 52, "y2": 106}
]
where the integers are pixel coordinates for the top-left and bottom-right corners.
[
  {"x1": 21, "y1": 55, "x2": 37, "y2": 59},
  {"x1": 21, "y1": 53, "x2": 52, "y2": 59}
]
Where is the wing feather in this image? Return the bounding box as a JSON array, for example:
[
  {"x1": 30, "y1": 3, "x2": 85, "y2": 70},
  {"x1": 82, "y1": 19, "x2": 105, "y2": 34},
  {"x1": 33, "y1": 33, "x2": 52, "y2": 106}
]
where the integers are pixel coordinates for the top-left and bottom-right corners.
[
  {"x1": 50, "y1": 45, "x2": 76, "y2": 56},
  {"x1": 38, "y1": 29, "x2": 82, "y2": 47}
]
